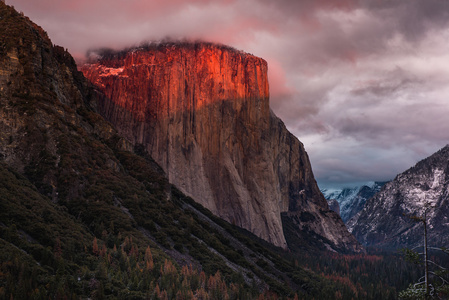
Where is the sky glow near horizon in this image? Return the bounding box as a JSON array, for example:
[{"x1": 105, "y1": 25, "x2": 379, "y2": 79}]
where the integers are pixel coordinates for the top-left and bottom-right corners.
[{"x1": 8, "y1": 0, "x2": 449, "y2": 188}]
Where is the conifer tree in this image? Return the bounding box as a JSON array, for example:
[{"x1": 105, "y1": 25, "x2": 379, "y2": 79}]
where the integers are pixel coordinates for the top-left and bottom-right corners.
[{"x1": 400, "y1": 204, "x2": 448, "y2": 299}]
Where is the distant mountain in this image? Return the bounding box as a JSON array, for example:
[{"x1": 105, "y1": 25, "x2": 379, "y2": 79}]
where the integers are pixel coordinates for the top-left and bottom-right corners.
[
  {"x1": 349, "y1": 145, "x2": 449, "y2": 249},
  {"x1": 321, "y1": 182, "x2": 387, "y2": 223}
]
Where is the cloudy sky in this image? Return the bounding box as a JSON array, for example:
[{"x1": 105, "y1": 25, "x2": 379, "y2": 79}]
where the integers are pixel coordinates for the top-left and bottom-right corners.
[{"x1": 8, "y1": 0, "x2": 449, "y2": 188}]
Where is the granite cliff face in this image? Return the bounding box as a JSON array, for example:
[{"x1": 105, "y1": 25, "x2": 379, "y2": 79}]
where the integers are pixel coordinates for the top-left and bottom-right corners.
[
  {"x1": 0, "y1": 4, "x2": 367, "y2": 298},
  {"x1": 82, "y1": 43, "x2": 363, "y2": 252},
  {"x1": 0, "y1": 5, "x2": 335, "y2": 296}
]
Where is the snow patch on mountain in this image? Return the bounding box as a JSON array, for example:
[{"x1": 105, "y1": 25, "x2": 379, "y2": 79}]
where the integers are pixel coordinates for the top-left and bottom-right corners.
[
  {"x1": 350, "y1": 145, "x2": 449, "y2": 248},
  {"x1": 321, "y1": 182, "x2": 387, "y2": 223}
]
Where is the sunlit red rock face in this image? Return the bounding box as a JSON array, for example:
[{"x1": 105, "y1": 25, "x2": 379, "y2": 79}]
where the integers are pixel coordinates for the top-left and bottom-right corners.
[{"x1": 82, "y1": 43, "x2": 362, "y2": 252}]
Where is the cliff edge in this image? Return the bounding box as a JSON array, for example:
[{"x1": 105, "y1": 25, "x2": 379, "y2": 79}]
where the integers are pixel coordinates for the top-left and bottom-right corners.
[{"x1": 82, "y1": 43, "x2": 362, "y2": 252}]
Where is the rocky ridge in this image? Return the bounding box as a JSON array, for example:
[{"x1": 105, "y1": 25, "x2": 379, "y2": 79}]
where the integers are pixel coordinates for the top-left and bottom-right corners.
[
  {"x1": 349, "y1": 145, "x2": 449, "y2": 249},
  {"x1": 82, "y1": 43, "x2": 363, "y2": 252}
]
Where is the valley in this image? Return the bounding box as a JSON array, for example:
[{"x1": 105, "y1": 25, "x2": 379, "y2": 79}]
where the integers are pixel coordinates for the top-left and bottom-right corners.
[{"x1": 0, "y1": 2, "x2": 448, "y2": 299}]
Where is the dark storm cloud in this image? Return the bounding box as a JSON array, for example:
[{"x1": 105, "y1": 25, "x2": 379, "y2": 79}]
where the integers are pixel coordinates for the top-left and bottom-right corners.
[
  {"x1": 351, "y1": 78, "x2": 419, "y2": 98},
  {"x1": 8, "y1": 0, "x2": 449, "y2": 187},
  {"x1": 363, "y1": 0, "x2": 449, "y2": 42},
  {"x1": 271, "y1": 0, "x2": 449, "y2": 186}
]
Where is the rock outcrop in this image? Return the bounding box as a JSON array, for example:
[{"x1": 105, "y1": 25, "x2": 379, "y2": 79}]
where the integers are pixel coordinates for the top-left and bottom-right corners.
[
  {"x1": 349, "y1": 145, "x2": 449, "y2": 249},
  {"x1": 0, "y1": 2, "x2": 123, "y2": 202},
  {"x1": 327, "y1": 199, "x2": 340, "y2": 215},
  {"x1": 82, "y1": 43, "x2": 363, "y2": 252}
]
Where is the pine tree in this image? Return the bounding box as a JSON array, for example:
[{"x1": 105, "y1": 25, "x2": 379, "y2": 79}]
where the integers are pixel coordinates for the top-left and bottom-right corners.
[
  {"x1": 93, "y1": 237, "x2": 99, "y2": 256},
  {"x1": 400, "y1": 204, "x2": 449, "y2": 299},
  {"x1": 145, "y1": 246, "x2": 154, "y2": 271}
]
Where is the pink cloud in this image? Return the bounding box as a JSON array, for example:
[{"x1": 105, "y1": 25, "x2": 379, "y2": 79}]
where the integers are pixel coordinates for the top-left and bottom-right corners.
[{"x1": 265, "y1": 58, "x2": 294, "y2": 100}]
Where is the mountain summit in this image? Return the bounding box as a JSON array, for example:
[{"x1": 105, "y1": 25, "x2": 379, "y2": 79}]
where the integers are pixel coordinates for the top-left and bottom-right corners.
[
  {"x1": 82, "y1": 43, "x2": 362, "y2": 252},
  {"x1": 322, "y1": 182, "x2": 387, "y2": 223}
]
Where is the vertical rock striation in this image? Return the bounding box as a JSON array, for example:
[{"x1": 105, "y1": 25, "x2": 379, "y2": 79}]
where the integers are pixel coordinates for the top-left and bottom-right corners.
[{"x1": 82, "y1": 43, "x2": 362, "y2": 252}]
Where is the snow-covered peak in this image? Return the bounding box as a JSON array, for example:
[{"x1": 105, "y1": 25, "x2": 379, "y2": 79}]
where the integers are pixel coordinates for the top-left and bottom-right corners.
[
  {"x1": 321, "y1": 182, "x2": 387, "y2": 223},
  {"x1": 350, "y1": 145, "x2": 449, "y2": 249}
]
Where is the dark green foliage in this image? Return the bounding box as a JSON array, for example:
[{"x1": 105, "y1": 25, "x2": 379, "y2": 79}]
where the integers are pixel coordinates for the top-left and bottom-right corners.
[
  {"x1": 401, "y1": 248, "x2": 422, "y2": 265},
  {"x1": 0, "y1": 2, "x2": 49, "y2": 56},
  {"x1": 399, "y1": 248, "x2": 449, "y2": 299},
  {"x1": 289, "y1": 248, "x2": 426, "y2": 300}
]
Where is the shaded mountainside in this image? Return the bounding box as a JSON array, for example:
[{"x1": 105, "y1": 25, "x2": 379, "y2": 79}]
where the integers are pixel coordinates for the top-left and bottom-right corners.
[
  {"x1": 321, "y1": 182, "x2": 387, "y2": 223},
  {"x1": 349, "y1": 145, "x2": 449, "y2": 249},
  {"x1": 0, "y1": 3, "x2": 364, "y2": 299},
  {"x1": 81, "y1": 43, "x2": 362, "y2": 253}
]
